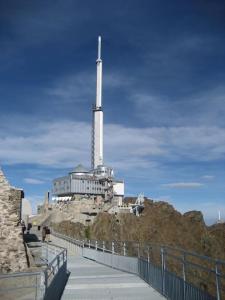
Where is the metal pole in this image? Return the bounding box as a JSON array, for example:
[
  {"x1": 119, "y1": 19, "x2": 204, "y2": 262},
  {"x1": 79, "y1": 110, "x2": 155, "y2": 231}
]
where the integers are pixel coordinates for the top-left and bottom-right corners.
[
  {"x1": 95, "y1": 240, "x2": 98, "y2": 250},
  {"x1": 138, "y1": 243, "x2": 140, "y2": 258},
  {"x1": 182, "y1": 253, "x2": 186, "y2": 300},
  {"x1": 57, "y1": 255, "x2": 60, "y2": 271},
  {"x1": 35, "y1": 274, "x2": 38, "y2": 300},
  {"x1": 147, "y1": 246, "x2": 150, "y2": 284},
  {"x1": 89, "y1": 240, "x2": 91, "y2": 248},
  {"x1": 215, "y1": 263, "x2": 221, "y2": 300},
  {"x1": 111, "y1": 241, "x2": 114, "y2": 268},
  {"x1": 103, "y1": 241, "x2": 105, "y2": 252},
  {"x1": 44, "y1": 269, "x2": 48, "y2": 290},
  {"x1": 161, "y1": 247, "x2": 166, "y2": 295},
  {"x1": 123, "y1": 242, "x2": 126, "y2": 256},
  {"x1": 65, "y1": 249, "x2": 67, "y2": 270}
]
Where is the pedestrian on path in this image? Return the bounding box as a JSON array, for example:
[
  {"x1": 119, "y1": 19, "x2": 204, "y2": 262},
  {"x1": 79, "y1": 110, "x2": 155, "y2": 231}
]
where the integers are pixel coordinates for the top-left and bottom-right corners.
[
  {"x1": 21, "y1": 220, "x2": 26, "y2": 235},
  {"x1": 42, "y1": 226, "x2": 46, "y2": 242},
  {"x1": 45, "y1": 226, "x2": 51, "y2": 242}
]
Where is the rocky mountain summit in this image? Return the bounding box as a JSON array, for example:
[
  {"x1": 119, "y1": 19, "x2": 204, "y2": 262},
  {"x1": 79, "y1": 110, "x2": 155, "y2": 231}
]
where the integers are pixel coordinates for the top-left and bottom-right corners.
[
  {"x1": 53, "y1": 198, "x2": 225, "y2": 260},
  {"x1": 0, "y1": 169, "x2": 28, "y2": 273},
  {"x1": 91, "y1": 199, "x2": 225, "y2": 259}
]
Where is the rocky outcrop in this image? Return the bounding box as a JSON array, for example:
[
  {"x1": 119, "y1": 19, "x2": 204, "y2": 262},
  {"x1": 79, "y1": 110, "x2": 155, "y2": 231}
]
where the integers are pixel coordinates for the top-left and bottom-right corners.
[
  {"x1": 90, "y1": 200, "x2": 225, "y2": 260},
  {"x1": 52, "y1": 198, "x2": 225, "y2": 261},
  {"x1": 52, "y1": 220, "x2": 86, "y2": 239},
  {"x1": 0, "y1": 168, "x2": 28, "y2": 273}
]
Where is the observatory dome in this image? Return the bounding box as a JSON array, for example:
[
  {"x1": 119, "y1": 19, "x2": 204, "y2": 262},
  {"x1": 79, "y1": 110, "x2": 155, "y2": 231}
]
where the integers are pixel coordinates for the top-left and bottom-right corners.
[{"x1": 71, "y1": 164, "x2": 89, "y2": 175}]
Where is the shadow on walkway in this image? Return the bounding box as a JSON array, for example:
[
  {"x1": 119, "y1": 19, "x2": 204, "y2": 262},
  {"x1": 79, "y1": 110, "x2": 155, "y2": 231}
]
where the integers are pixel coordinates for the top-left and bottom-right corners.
[{"x1": 23, "y1": 233, "x2": 40, "y2": 243}]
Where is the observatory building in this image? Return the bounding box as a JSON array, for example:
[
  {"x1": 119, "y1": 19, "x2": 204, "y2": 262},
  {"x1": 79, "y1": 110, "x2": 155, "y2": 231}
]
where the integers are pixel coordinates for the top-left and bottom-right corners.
[{"x1": 52, "y1": 37, "x2": 124, "y2": 204}]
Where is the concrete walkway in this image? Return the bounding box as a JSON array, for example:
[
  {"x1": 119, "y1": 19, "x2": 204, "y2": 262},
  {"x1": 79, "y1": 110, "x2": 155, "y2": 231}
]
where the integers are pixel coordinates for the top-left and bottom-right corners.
[{"x1": 61, "y1": 255, "x2": 165, "y2": 300}]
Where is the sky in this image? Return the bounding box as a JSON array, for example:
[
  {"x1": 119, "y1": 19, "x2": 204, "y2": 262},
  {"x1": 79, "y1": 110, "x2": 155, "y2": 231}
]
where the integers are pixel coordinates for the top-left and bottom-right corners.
[{"x1": 0, "y1": 0, "x2": 225, "y2": 224}]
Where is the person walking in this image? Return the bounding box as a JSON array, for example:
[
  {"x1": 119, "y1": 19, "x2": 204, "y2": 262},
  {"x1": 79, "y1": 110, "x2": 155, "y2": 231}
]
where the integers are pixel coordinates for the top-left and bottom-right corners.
[
  {"x1": 27, "y1": 222, "x2": 32, "y2": 234},
  {"x1": 45, "y1": 226, "x2": 51, "y2": 242},
  {"x1": 21, "y1": 220, "x2": 26, "y2": 235},
  {"x1": 42, "y1": 226, "x2": 46, "y2": 242}
]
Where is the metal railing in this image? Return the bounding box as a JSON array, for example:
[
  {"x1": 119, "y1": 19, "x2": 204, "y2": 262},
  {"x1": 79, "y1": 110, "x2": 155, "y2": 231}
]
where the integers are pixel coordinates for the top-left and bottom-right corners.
[
  {"x1": 52, "y1": 232, "x2": 225, "y2": 300},
  {"x1": 0, "y1": 242, "x2": 68, "y2": 300}
]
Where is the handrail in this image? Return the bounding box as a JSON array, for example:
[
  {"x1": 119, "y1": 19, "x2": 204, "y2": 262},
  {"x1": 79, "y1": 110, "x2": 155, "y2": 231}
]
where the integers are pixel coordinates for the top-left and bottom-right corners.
[
  {"x1": 0, "y1": 271, "x2": 41, "y2": 279},
  {"x1": 52, "y1": 231, "x2": 224, "y2": 300},
  {"x1": 0, "y1": 242, "x2": 68, "y2": 300}
]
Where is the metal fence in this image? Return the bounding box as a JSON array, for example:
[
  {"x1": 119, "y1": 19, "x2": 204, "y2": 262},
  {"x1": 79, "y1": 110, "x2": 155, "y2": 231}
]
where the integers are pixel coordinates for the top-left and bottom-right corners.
[
  {"x1": 0, "y1": 243, "x2": 68, "y2": 300},
  {"x1": 52, "y1": 231, "x2": 225, "y2": 300},
  {"x1": 139, "y1": 257, "x2": 217, "y2": 300}
]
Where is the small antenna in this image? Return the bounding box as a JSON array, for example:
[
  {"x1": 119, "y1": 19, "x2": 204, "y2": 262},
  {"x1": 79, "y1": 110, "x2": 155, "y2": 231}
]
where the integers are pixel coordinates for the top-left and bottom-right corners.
[
  {"x1": 98, "y1": 36, "x2": 101, "y2": 60},
  {"x1": 217, "y1": 210, "x2": 224, "y2": 224}
]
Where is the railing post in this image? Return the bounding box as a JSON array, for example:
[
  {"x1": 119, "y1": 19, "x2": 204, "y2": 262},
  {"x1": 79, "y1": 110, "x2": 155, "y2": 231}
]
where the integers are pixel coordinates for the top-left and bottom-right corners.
[
  {"x1": 62, "y1": 250, "x2": 65, "y2": 263},
  {"x1": 123, "y1": 242, "x2": 126, "y2": 256},
  {"x1": 88, "y1": 240, "x2": 91, "y2": 248},
  {"x1": 35, "y1": 274, "x2": 38, "y2": 300},
  {"x1": 46, "y1": 244, "x2": 48, "y2": 262},
  {"x1": 82, "y1": 239, "x2": 84, "y2": 256},
  {"x1": 161, "y1": 247, "x2": 166, "y2": 295},
  {"x1": 57, "y1": 255, "x2": 60, "y2": 271},
  {"x1": 65, "y1": 249, "x2": 67, "y2": 269},
  {"x1": 95, "y1": 240, "x2": 98, "y2": 250},
  {"x1": 215, "y1": 263, "x2": 221, "y2": 300},
  {"x1": 103, "y1": 241, "x2": 105, "y2": 252},
  {"x1": 44, "y1": 269, "x2": 48, "y2": 290},
  {"x1": 112, "y1": 241, "x2": 114, "y2": 254},
  {"x1": 138, "y1": 243, "x2": 141, "y2": 274},
  {"x1": 111, "y1": 241, "x2": 114, "y2": 268},
  {"x1": 147, "y1": 246, "x2": 150, "y2": 284},
  {"x1": 182, "y1": 252, "x2": 186, "y2": 300}
]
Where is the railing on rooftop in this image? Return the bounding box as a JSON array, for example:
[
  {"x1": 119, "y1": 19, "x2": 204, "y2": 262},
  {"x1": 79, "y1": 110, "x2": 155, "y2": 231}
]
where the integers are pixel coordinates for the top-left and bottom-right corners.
[
  {"x1": 0, "y1": 242, "x2": 68, "y2": 300},
  {"x1": 52, "y1": 231, "x2": 225, "y2": 300}
]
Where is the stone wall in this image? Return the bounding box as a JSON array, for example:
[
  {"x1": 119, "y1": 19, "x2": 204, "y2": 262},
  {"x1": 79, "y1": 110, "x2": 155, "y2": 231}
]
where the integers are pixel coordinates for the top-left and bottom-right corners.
[{"x1": 0, "y1": 168, "x2": 28, "y2": 273}]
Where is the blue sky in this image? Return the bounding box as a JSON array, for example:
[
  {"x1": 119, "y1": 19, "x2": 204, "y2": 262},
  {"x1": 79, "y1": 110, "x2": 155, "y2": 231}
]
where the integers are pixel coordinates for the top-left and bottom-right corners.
[{"x1": 0, "y1": 0, "x2": 225, "y2": 224}]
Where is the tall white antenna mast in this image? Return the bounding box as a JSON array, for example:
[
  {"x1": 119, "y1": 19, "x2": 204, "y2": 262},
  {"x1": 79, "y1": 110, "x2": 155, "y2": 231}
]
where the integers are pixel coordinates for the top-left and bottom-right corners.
[{"x1": 92, "y1": 36, "x2": 103, "y2": 169}]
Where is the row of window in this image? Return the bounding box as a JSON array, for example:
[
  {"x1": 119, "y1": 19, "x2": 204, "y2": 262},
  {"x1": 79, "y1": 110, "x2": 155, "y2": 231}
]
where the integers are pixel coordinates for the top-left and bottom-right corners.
[
  {"x1": 54, "y1": 180, "x2": 68, "y2": 186},
  {"x1": 80, "y1": 180, "x2": 104, "y2": 186}
]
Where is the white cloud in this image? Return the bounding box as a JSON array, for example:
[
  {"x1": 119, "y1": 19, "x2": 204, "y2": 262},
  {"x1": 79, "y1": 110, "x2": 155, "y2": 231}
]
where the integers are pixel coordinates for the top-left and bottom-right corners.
[
  {"x1": 0, "y1": 118, "x2": 225, "y2": 173},
  {"x1": 152, "y1": 195, "x2": 171, "y2": 202},
  {"x1": 24, "y1": 178, "x2": 45, "y2": 185},
  {"x1": 0, "y1": 119, "x2": 90, "y2": 168},
  {"x1": 162, "y1": 182, "x2": 204, "y2": 189},
  {"x1": 46, "y1": 72, "x2": 95, "y2": 104},
  {"x1": 45, "y1": 71, "x2": 131, "y2": 105},
  {"x1": 131, "y1": 85, "x2": 225, "y2": 127},
  {"x1": 201, "y1": 175, "x2": 215, "y2": 180}
]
